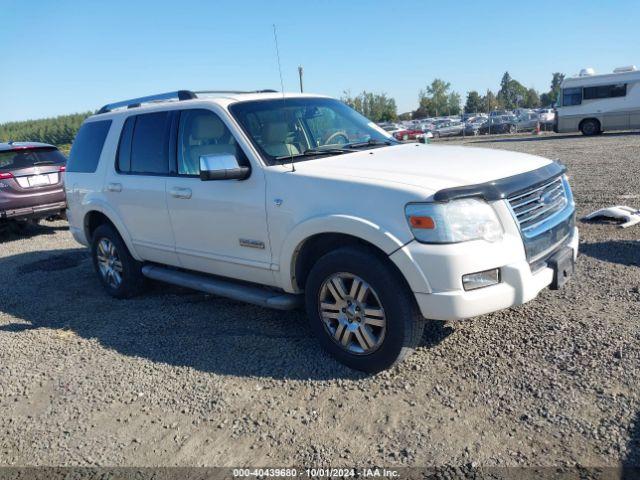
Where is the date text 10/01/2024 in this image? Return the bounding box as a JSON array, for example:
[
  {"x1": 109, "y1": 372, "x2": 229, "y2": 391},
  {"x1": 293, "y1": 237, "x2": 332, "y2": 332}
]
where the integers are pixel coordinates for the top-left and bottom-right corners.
[{"x1": 232, "y1": 468, "x2": 400, "y2": 477}]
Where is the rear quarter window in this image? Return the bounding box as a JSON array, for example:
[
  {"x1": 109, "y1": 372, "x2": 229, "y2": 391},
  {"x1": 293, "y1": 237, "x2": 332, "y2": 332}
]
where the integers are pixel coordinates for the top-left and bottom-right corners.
[{"x1": 67, "y1": 120, "x2": 112, "y2": 173}]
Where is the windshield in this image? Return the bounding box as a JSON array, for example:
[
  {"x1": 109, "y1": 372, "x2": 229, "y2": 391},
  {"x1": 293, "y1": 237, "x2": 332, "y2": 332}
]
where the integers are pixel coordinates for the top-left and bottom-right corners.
[
  {"x1": 229, "y1": 97, "x2": 399, "y2": 165},
  {"x1": 0, "y1": 147, "x2": 66, "y2": 171}
]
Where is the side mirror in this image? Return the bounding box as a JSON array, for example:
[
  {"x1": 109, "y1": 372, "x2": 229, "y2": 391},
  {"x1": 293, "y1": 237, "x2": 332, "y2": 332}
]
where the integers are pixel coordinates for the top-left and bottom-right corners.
[{"x1": 199, "y1": 154, "x2": 250, "y2": 181}]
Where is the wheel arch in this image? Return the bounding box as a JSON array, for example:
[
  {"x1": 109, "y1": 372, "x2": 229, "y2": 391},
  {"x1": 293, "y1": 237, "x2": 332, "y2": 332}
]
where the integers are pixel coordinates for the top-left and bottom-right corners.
[
  {"x1": 579, "y1": 117, "x2": 602, "y2": 134},
  {"x1": 278, "y1": 215, "x2": 415, "y2": 294},
  {"x1": 82, "y1": 205, "x2": 141, "y2": 261}
]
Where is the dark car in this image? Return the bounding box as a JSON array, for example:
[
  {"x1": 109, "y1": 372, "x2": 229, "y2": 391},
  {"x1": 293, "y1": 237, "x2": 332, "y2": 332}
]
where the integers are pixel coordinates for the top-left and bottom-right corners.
[
  {"x1": 0, "y1": 142, "x2": 67, "y2": 229},
  {"x1": 463, "y1": 117, "x2": 487, "y2": 136},
  {"x1": 478, "y1": 115, "x2": 517, "y2": 135}
]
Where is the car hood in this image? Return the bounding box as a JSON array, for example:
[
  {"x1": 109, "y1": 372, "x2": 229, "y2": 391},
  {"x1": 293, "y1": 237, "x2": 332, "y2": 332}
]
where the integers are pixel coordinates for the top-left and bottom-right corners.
[{"x1": 291, "y1": 143, "x2": 552, "y2": 195}]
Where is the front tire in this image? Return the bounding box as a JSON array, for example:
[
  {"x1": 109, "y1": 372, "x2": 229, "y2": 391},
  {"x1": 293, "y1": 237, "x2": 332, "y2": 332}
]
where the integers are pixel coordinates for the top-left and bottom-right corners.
[
  {"x1": 305, "y1": 247, "x2": 425, "y2": 373},
  {"x1": 91, "y1": 223, "x2": 145, "y2": 299}
]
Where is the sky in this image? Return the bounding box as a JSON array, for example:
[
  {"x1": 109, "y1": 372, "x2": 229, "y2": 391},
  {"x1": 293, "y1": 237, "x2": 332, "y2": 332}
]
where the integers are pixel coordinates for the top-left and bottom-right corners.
[{"x1": 1, "y1": 0, "x2": 639, "y2": 123}]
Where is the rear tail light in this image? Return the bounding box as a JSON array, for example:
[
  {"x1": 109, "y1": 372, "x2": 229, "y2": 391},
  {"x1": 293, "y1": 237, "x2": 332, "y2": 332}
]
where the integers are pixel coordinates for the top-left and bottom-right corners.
[
  {"x1": 0, "y1": 172, "x2": 14, "y2": 180},
  {"x1": 59, "y1": 165, "x2": 66, "y2": 172}
]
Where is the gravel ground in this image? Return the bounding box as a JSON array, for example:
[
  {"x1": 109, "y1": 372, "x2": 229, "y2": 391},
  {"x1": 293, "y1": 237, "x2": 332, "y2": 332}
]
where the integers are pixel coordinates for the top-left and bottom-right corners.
[{"x1": 0, "y1": 132, "x2": 638, "y2": 470}]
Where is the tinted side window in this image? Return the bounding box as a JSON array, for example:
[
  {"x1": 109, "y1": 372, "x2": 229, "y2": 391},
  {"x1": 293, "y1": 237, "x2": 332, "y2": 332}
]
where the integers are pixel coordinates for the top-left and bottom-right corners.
[
  {"x1": 562, "y1": 88, "x2": 582, "y2": 106},
  {"x1": 116, "y1": 116, "x2": 135, "y2": 173},
  {"x1": 67, "y1": 120, "x2": 112, "y2": 173},
  {"x1": 583, "y1": 83, "x2": 627, "y2": 100},
  {"x1": 130, "y1": 112, "x2": 171, "y2": 175}
]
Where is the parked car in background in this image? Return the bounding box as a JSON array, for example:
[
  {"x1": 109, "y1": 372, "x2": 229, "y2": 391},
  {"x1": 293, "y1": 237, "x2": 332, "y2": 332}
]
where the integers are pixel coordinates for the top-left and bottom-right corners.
[
  {"x1": 514, "y1": 112, "x2": 540, "y2": 131},
  {"x1": 379, "y1": 123, "x2": 404, "y2": 136},
  {"x1": 464, "y1": 118, "x2": 486, "y2": 136},
  {"x1": 393, "y1": 126, "x2": 424, "y2": 141},
  {"x1": 489, "y1": 110, "x2": 511, "y2": 117},
  {"x1": 430, "y1": 120, "x2": 464, "y2": 138},
  {"x1": 0, "y1": 142, "x2": 67, "y2": 230},
  {"x1": 66, "y1": 89, "x2": 578, "y2": 372},
  {"x1": 537, "y1": 108, "x2": 556, "y2": 127},
  {"x1": 478, "y1": 115, "x2": 517, "y2": 134}
]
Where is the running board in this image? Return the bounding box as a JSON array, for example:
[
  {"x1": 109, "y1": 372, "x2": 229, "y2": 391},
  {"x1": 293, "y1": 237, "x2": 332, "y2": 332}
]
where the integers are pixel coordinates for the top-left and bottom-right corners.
[{"x1": 141, "y1": 265, "x2": 302, "y2": 310}]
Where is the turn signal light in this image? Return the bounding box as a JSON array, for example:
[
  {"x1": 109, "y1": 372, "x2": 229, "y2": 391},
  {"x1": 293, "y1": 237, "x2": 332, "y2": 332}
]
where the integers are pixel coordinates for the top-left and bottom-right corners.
[{"x1": 408, "y1": 215, "x2": 435, "y2": 229}]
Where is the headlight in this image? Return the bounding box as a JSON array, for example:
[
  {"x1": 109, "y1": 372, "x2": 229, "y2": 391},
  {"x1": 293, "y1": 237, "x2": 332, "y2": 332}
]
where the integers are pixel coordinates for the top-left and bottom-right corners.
[{"x1": 405, "y1": 199, "x2": 503, "y2": 243}]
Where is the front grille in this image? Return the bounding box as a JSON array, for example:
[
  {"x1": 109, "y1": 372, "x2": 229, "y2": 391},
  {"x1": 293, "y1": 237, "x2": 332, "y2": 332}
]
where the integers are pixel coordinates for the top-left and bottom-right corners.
[{"x1": 508, "y1": 176, "x2": 568, "y2": 234}]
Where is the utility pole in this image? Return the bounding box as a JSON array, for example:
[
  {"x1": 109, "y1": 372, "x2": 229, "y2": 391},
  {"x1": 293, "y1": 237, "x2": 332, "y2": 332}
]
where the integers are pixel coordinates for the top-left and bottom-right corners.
[{"x1": 298, "y1": 65, "x2": 304, "y2": 93}]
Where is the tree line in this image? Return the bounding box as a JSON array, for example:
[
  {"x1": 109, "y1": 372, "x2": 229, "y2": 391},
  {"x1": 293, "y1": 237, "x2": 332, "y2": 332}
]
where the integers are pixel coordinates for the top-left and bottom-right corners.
[
  {"x1": 343, "y1": 71, "x2": 565, "y2": 122},
  {"x1": 0, "y1": 71, "x2": 566, "y2": 145},
  {"x1": 0, "y1": 112, "x2": 91, "y2": 146}
]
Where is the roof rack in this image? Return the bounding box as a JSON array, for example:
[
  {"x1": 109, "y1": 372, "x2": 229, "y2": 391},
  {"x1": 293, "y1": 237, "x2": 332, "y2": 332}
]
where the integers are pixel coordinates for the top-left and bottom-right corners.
[{"x1": 97, "y1": 89, "x2": 278, "y2": 114}]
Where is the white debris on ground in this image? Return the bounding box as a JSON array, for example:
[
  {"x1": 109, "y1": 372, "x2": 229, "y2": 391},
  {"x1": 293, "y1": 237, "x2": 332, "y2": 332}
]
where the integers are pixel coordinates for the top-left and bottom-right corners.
[{"x1": 583, "y1": 205, "x2": 640, "y2": 228}]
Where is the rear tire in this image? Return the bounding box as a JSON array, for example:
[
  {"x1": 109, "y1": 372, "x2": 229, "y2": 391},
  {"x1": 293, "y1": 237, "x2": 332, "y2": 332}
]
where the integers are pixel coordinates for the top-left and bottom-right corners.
[
  {"x1": 580, "y1": 118, "x2": 601, "y2": 136},
  {"x1": 91, "y1": 223, "x2": 145, "y2": 299},
  {"x1": 305, "y1": 246, "x2": 425, "y2": 373}
]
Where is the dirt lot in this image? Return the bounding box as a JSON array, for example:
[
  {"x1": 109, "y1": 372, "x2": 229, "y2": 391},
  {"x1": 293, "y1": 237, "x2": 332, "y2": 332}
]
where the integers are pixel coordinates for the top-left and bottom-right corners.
[{"x1": 0, "y1": 132, "x2": 638, "y2": 470}]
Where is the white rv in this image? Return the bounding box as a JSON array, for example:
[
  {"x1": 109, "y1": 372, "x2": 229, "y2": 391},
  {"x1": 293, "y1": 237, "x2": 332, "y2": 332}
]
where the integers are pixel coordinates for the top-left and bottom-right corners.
[{"x1": 555, "y1": 65, "x2": 640, "y2": 135}]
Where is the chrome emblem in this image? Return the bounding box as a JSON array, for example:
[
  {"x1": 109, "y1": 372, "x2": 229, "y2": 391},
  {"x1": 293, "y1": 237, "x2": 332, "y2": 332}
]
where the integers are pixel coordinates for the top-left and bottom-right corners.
[
  {"x1": 239, "y1": 238, "x2": 265, "y2": 249},
  {"x1": 539, "y1": 190, "x2": 556, "y2": 206}
]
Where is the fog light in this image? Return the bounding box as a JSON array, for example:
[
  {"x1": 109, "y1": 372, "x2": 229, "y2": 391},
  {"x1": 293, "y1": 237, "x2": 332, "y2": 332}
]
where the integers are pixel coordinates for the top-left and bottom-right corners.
[{"x1": 462, "y1": 269, "x2": 500, "y2": 291}]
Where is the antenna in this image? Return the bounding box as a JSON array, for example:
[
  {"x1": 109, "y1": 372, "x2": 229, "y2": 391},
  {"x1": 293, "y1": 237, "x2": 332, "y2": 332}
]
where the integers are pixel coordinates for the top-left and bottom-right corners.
[
  {"x1": 272, "y1": 24, "x2": 295, "y2": 172},
  {"x1": 298, "y1": 65, "x2": 304, "y2": 93},
  {"x1": 273, "y1": 24, "x2": 285, "y2": 95}
]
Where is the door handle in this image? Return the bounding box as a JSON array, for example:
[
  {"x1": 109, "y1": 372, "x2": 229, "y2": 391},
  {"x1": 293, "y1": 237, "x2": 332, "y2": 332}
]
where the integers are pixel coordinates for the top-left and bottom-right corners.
[
  {"x1": 169, "y1": 187, "x2": 192, "y2": 199},
  {"x1": 106, "y1": 182, "x2": 122, "y2": 192}
]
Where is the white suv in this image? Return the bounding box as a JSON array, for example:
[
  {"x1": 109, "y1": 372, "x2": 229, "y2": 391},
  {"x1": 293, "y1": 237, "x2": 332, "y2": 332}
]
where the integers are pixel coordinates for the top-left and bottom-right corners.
[{"x1": 66, "y1": 90, "x2": 578, "y2": 372}]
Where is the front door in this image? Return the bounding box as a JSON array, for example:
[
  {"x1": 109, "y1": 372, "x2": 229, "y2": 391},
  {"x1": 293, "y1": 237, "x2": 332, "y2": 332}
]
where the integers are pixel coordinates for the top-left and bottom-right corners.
[{"x1": 166, "y1": 108, "x2": 275, "y2": 286}]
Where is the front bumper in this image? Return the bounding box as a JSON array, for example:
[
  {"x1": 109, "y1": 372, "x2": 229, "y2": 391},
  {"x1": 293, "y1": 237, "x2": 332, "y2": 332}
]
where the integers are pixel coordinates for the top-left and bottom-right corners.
[
  {"x1": 0, "y1": 201, "x2": 67, "y2": 220},
  {"x1": 417, "y1": 227, "x2": 577, "y2": 320},
  {"x1": 392, "y1": 226, "x2": 579, "y2": 321}
]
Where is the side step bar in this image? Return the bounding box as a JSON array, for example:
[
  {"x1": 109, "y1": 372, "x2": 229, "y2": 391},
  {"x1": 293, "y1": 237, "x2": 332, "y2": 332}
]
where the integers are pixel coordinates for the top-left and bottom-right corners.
[{"x1": 141, "y1": 265, "x2": 302, "y2": 311}]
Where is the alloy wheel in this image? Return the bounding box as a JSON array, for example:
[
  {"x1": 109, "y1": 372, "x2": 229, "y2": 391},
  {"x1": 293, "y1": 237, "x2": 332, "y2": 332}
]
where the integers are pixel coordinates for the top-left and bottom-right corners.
[
  {"x1": 96, "y1": 238, "x2": 123, "y2": 289},
  {"x1": 318, "y1": 273, "x2": 386, "y2": 354}
]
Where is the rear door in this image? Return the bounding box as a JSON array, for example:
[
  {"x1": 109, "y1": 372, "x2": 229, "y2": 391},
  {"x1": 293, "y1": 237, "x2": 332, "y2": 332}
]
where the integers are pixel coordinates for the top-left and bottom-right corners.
[{"x1": 104, "y1": 111, "x2": 180, "y2": 266}]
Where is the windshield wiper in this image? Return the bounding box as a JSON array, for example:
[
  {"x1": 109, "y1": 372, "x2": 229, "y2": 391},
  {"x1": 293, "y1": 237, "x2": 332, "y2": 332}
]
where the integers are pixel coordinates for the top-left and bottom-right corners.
[
  {"x1": 342, "y1": 139, "x2": 395, "y2": 149},
  {"x1": 274, "y1": 147, "x2": 350, "y2": 161},
  {"x1": 33, "y1": 160, "x2": 56, "y2": 165}
]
